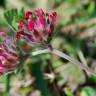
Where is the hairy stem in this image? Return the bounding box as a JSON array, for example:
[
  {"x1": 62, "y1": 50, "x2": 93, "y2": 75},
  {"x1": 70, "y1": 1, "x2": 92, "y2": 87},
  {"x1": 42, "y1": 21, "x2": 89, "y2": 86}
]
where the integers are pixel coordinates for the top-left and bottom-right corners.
[{"x1": 32, "y1": 48, "x2": 96, "y2": 75}]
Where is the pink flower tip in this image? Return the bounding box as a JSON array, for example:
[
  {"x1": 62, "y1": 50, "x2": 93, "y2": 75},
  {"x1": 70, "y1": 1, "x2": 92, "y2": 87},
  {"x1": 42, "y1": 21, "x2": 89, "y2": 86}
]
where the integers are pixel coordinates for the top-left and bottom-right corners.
[{"x1": 26, "y1": 11, "x2": 32, "y2": 19}]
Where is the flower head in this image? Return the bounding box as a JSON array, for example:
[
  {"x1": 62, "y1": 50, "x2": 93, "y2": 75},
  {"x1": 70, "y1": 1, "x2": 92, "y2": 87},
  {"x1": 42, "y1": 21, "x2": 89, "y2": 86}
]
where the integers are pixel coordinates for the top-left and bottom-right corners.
[
  {"x1": 16, "y1": 8, "x2": 57, "y2": 47},
  {"x1": 0, "y1": 32, "x2": 19, "y2": 76}
]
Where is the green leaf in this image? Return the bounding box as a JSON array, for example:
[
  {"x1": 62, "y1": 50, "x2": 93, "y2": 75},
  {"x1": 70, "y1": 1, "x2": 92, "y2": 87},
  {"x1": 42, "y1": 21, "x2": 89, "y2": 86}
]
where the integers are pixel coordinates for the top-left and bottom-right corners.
[
  {"x1": 87, "y1": 2, "x2": 95, "y2": 14},
  {"x1": 4, "y1": 8, "x2": 18, "y2": 25},
  {"x1": 4, "y1": 8, "x2": 18, "y2": 31},
  {"x1": 4, "y1": 8, "x2": 26, "y2": 31},
  {"x1": 80, "y1": 87, "x2": 96, "y2": 96},
  {"x1": 19, "y1": 7, "x2": 25, "y2": 19},
  {"x1": 0, "y1": 37, "x2": 4, "y2": 44},
  {"x1": 56, "y1": 63, "x2": 85, "y2": 88},
  {"x1": 64, "y1": 88, "x2": 74, "y2": 96}
]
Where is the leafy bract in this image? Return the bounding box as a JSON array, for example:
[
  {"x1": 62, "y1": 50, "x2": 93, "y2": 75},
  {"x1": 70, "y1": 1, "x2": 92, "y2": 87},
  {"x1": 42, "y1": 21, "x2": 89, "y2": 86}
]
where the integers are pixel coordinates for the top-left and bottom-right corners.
[{"x1": 4, "y1": 8, "x2": 25, "y2": 31}]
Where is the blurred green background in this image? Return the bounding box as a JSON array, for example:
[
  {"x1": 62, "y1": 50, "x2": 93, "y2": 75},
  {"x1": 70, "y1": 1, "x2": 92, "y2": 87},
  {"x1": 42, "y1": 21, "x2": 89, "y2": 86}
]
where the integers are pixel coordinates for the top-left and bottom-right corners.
[{"x1": 0, "y1": 0, "x2": 96, "y2": 96}]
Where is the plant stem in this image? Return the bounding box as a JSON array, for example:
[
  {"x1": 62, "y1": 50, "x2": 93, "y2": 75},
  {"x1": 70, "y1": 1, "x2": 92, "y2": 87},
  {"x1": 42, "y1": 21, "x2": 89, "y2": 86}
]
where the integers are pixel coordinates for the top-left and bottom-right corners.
[
  {"x1": 32, "y1": 48, "x2": 96, "y2": 75},
  {"x1": 32, "y1": 49, "x2": 50, "y2": 56},
  {"x1": 3, "y1": 74, "x2": 10, "y2": 96}
]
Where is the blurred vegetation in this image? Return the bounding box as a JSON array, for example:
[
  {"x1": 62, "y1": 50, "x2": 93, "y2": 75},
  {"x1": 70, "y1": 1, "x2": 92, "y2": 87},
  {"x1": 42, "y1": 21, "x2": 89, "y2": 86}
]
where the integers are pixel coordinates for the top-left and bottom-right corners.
[{"x1": 0, "y1": 0, "x2": 96, "y2": 96}]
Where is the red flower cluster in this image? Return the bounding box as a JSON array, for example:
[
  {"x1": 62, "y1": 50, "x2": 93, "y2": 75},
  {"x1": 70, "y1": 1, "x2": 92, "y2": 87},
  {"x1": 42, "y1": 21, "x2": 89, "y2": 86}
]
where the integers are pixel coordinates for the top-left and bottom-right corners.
[
  {"x1": 0, "y1": 9, "x2": 57, "y2": 76},
  {"x1": 16, "y1": 8, "x2": 57, "y2": 46},
  {"x1": 0, "y1": 32, "x2": 19, "y2": 76}
]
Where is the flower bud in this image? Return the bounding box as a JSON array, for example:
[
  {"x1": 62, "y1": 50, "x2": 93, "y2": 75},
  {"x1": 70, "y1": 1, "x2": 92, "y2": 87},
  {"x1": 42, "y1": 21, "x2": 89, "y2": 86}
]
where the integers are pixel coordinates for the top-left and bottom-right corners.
[
  {"x1": 0, "y1": 32, "x2": 19, "y2": 76},
  {"x1": 16, "y1": 8, "x2": 57, "y2": 47}
]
